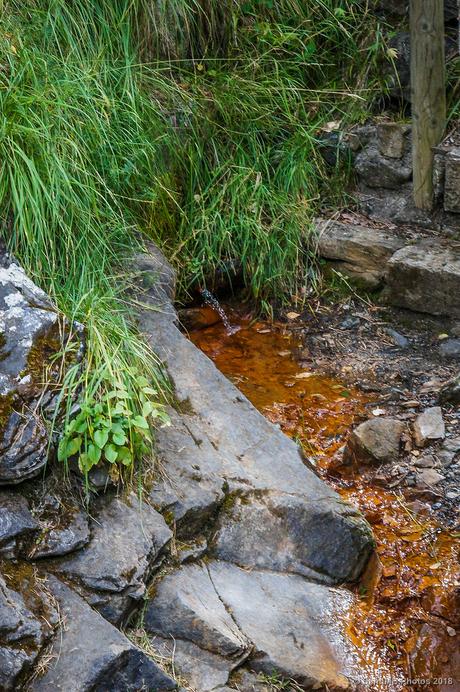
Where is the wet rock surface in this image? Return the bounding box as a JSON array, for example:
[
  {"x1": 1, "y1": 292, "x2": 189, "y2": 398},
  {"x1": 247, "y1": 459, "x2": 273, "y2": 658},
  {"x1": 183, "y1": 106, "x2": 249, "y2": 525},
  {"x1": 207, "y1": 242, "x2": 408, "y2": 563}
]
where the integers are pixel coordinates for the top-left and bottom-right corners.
[{"x1": 144, "y1": 561, "x2": 366, "y2": 691}]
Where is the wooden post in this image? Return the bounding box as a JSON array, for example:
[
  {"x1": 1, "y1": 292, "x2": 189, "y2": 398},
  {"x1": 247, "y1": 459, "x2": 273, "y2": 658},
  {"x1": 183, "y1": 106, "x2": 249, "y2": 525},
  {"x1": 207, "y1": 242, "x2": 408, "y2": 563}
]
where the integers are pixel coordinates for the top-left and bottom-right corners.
[{"x1": 410, "y1": 0, "x2": 446, "y2": 210}]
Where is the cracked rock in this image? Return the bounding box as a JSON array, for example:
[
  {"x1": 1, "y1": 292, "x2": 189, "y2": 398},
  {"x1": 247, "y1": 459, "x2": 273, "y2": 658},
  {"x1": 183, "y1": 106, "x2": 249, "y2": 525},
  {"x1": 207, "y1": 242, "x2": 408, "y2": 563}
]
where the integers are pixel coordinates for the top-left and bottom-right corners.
[
  {"x1": 31, "y1": 576, "x2": 176, "y2": 692},
  {"x1": 52, "y1": 492, "x2": 172, "y2": 624},
  {"x1": 0, "y1": 563, "x2": 58, "y2": 691}
]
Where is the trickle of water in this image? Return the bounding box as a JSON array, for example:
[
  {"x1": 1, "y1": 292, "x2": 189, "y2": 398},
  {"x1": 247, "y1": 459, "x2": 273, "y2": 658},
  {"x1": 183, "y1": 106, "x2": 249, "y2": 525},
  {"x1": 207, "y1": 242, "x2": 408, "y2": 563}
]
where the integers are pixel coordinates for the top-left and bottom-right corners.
[{"x1": 200, "y1": 289, "x2": 239, "y2": 334}]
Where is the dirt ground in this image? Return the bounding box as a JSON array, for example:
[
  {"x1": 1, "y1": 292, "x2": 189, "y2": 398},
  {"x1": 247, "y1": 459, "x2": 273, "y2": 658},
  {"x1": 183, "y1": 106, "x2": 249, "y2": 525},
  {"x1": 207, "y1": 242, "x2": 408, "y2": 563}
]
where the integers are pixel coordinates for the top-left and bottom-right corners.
[{"x1": 280, "y1": 294, "x2": 460, "y2": 528}]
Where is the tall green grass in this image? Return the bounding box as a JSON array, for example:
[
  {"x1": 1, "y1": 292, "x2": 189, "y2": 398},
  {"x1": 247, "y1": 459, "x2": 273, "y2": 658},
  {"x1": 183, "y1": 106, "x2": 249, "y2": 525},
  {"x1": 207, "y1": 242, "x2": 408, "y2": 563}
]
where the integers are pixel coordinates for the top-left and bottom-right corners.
[{"x1": 0, "y1": 0, "x2": 388, "y2": 473}]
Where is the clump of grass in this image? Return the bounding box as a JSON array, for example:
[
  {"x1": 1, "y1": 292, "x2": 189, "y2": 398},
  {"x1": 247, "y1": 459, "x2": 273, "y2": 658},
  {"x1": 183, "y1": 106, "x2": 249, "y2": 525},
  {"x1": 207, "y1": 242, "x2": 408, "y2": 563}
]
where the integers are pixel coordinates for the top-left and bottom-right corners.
[
  {"x1": 0, "y1": 0, "x2": 174, "y2": 478},
  {"x1": 144, "y1": 0, "x2": 391, "y2": 302}
]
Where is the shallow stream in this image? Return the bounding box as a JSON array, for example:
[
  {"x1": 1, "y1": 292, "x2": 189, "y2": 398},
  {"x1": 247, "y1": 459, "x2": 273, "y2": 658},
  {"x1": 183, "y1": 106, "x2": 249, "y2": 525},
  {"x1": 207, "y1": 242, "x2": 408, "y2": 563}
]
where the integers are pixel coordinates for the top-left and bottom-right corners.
[{"x1": 189, "y1": 306, "x2": 460, "y2": 692}]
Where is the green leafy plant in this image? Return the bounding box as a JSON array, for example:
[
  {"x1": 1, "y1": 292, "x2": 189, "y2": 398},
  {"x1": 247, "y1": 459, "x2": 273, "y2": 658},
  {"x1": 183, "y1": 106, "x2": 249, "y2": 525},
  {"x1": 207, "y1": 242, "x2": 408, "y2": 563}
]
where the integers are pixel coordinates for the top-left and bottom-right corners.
[{"x1": 58, "y1": 372, "x2": 170, "y2": 477}]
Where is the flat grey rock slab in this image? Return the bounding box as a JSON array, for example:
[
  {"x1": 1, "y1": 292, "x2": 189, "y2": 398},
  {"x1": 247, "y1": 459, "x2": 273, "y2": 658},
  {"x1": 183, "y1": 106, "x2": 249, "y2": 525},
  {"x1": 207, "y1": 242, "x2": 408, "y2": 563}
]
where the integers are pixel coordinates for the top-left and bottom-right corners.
[
  {"x1": 212, "y1": 489, "x2": 373, "y2": 583},
  {"x1": 31, "y1": 576, "x2": 176, "y2": 692},
  {"x1": 0, "y1": 564, "x2": 58, "y2": 691},
  {"x1": 144, "y1": 563, "x2": 250, "y2": 658},
  {"x1": 151, "y1": 407, "x2": 226, "y2": 538},
  {"x1": 52, "y1": 492, "x2": 172, "y2": 624},
  {"x1": 385, "y1": 242, "x2": 460, "y2": 318},
  {"x1": 149, "y1": 636, "x2": 241, "y2": 692},
  {"x1": 208, "y1": 561, "x2": 361, "y2": 690},
  {"x1": 145, "y1": 561, "x2": 366, "y2": 690},
  {"x1": 142, "y1": 311, "x2": 373, "y2": 584},
  {"x1": 316, "y1": 218, "x2": 406, "y2": 288}
]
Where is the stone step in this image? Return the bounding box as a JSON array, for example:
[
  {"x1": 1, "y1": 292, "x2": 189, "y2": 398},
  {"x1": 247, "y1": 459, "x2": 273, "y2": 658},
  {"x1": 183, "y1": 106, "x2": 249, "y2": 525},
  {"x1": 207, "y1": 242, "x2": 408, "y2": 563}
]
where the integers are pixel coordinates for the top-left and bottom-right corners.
[
  {"x1": 316, "y1": 217, "x2": 460, "y2": 318},
  {"x1": 316, "y1": 217, "x2": 408, "y2": 288}
]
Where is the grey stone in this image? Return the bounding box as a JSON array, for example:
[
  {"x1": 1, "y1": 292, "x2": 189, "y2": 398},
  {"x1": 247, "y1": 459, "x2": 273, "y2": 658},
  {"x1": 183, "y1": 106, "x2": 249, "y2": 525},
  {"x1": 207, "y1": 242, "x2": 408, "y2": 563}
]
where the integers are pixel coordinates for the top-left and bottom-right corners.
[
  {"x1": 54, "y1": 492, "x2": 172, "y2": 624},
  {"x1": 31, "y1": 505, "x2": 90, "y2": 559},
  {"x1": 413, "y1": 454, "x2": 436, "y2": 469},
  {"x1": 416, "y1": 469, "x2": 445, "y2": 487},
  {"x1": 212, "y1": 490, "x2": 373, "y2": 583},
  {"x1": 151, "y1": 408, "x2": 225, "y2": 538},
  {"x1": 340, "y1": 316, "x2": 361, "y2": 330},
  {"x1": 439, "y1": 338, "x2": 460, "y2": 359},
  {"x1": 149, "y1": 637, "x2": 238, "y2": 692},
  {"x1": 0, "y1": 564, "x2": 58, "y2": 691},
  {"x1": 437, "y1": 451, "x2": 455, "y2": 467},
  {"x1": 385, "y1": 328, "x2": 409, "y2": 348},
  {"x1": 377, "y1": 122, "x2": 407, "y2": 159},
  {"x1": 31, "y1": 576, "x2": 176, "y2": 692},
  {"x1": 442, "y1": 436, "x2": 460, "y2": 452},
  {"x1": 385, "y1": 243, "x2": 460, "y2": 318},
  {"x1": 413, "y1": 407, "x2": 446, "y2": 447},
  {"x1": 0, "y1": 492, "x2": 39, "y2": 556},
  {"x1": 444, "y1": 149, "x2": 460, "y2": 213},
  {"x1": 316, "y1": 218, "x2": 406, "y2": 289},
  {"x1": 439, "y1": 373, "x2": 460, "y2": 405},
  {"x1": 144, "y1": 560, "x2": 374, "y2": 690},
  {"x1": 144, "y1": 563, "x2": 250, "y2": 658},
  {"x1": 354, "y1": 140, "x2": 412, "y2": 189},
  {"x1": 208, "y1": 561, "x2": 367, "y2": 690},
  {"x1": 0, "y1": 255, "x2": 57, "y2": 485},
  {"x1": 344, "y1": 418, "x2": 405, "y2": 465}
]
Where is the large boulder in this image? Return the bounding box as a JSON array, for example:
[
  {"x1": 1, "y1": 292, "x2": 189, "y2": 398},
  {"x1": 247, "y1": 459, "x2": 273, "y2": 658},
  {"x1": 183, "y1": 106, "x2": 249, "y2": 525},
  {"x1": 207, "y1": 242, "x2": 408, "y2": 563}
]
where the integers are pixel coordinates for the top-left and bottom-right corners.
[
  {"x1": 51, "y1": 492, "x2": 172, "y2": 624},
  {"x1": 344, "y1": 417, "x2": 405, "y2": 465},
  {"x1": 31, "y1": 576, "x2": 176, "y2": 692},
  {"x1": 212, "y1": 489, "x2": 372, "y2": 583}
]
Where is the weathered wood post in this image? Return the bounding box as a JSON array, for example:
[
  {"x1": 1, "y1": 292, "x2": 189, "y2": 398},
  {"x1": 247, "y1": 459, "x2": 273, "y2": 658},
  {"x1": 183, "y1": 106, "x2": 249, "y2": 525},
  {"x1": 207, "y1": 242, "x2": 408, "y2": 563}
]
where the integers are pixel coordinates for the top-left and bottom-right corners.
[{"x1": 410, "y1": 0, "x2": 446, "y2": 210}]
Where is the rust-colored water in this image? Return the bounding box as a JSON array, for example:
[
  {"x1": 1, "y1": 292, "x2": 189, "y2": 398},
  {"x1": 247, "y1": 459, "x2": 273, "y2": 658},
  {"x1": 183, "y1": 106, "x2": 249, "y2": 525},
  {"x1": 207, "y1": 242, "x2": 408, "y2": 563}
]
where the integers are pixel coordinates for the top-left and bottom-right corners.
[{"x1": 189, "y1": 307, "x2": 460, "y2": 692}]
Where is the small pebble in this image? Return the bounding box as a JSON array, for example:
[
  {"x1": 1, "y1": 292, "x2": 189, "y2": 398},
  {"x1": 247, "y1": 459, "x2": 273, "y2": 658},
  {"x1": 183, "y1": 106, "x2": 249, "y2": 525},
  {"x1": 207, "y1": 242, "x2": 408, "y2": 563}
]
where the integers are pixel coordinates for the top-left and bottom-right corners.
[{"x1": 446, "y1": 627, "x2": 456, "y2": 637}]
